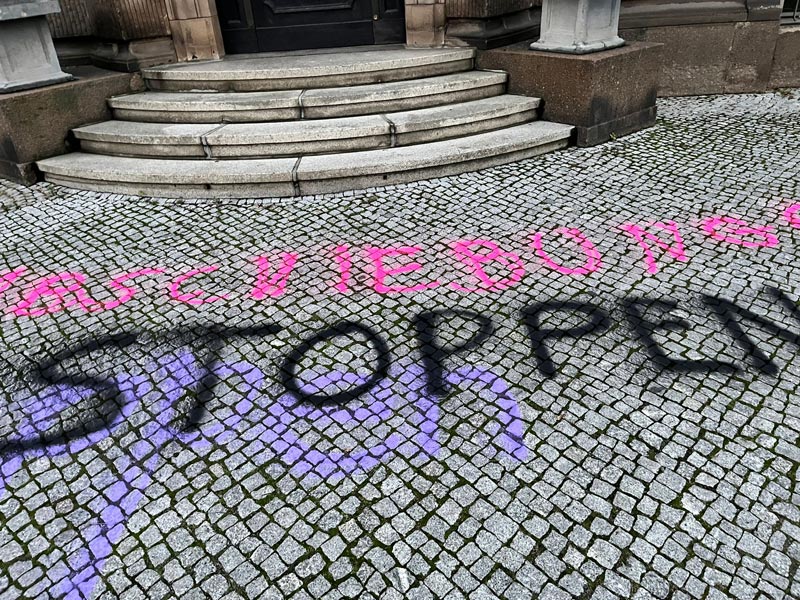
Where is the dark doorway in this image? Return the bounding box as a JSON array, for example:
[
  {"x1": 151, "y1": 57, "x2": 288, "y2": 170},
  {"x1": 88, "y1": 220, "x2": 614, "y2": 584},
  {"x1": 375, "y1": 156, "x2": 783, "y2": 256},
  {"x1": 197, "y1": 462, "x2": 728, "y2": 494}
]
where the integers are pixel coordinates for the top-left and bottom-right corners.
[
  {"x1": 217, "y1": 0, "x2": 406, "y2": 54},
  {"x1": 782, "y1": 0, "x2": 799, "y2": 24}
]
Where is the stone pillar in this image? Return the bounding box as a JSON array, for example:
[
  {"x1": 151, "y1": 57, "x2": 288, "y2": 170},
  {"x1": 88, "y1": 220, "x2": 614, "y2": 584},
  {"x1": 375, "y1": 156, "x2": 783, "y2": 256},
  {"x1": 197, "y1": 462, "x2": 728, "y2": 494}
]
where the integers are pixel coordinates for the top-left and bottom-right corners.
[
  {"x1": 479, "y1": 0, "x2": 662, "y2": 147},
  {"x1": 166, "y1": 0, "x2": 225, "y2": 61},
  {"x1": 0, "y1": 0, "x2": 72, "y2": 92},
  {"x1": 405, "y1": 0, "x2": 446, "y2": 47},
  {"x1": 531, "y1": 0, "x2": 625, "y2": 54}
]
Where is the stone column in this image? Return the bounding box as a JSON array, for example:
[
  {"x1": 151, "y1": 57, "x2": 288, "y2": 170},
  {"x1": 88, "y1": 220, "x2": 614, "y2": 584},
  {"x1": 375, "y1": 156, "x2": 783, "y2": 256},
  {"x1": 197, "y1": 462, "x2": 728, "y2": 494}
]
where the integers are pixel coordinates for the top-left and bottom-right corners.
[
  {"x1": 405, "y1": 0, "x2": 446, "y2": 47},
  {"x1": 166, "y1": 0, "x2": 225, "y2": 61},
  {"x1": 531, "y1": 0, "x2": 624, "y2": 54},
  {"x1": 0, "y1": 0, "x2": 72, "y2": 92},
  {"x1": 479, "y1": 0, "x2": 662, "y2": 147}
]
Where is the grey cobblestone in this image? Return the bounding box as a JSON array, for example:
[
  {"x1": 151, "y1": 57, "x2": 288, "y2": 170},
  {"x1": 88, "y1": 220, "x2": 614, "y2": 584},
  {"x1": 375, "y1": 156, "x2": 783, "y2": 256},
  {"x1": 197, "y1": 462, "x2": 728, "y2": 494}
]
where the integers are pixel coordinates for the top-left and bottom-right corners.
[{"x1": 0, "y1": 91, "x2": 799, "y2": 599}]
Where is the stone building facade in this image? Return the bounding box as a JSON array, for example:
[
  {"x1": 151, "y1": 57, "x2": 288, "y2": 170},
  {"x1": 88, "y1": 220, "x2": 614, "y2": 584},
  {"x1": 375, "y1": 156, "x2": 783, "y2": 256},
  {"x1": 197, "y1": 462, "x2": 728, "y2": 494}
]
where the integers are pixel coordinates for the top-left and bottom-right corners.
[
  {"x1": 1, "y1": 0, "x2": 798, "y2": 184},
  {"x1": 41, "y1": 0, "x2": 799, "y2": 95}
]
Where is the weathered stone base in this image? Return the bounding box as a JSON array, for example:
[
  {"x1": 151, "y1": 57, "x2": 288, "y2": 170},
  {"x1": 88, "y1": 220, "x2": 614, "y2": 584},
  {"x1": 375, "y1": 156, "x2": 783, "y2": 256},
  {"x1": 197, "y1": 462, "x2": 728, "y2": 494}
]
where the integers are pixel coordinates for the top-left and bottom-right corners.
[
  {"x1": 54, "y1": 39, "x2": 97, "y2": 67},
  {"x1": 579, "y1": 105, "x2": 657, "y2": 147},
  {"x1": 445, "y1": 8, "x2": 541, "y2": 50},
  {"x1": 771, "y1": 25, "x2": 800, "y2": 89},
  {"x1": 92, "y1": 38, "x2": 176, "y2": 72},
  {"x1": 478, "y1": 41, "x2": 663, "y2": 147},
  {"x1": 0, "y1": 15, "x2": 73, "y2": 93},
  {"x1": 0, "y1": 66, "x2": 144, "y2": 184},
  {"x1": 54, "y1": 37, "x2": 177, "y2": 73}
]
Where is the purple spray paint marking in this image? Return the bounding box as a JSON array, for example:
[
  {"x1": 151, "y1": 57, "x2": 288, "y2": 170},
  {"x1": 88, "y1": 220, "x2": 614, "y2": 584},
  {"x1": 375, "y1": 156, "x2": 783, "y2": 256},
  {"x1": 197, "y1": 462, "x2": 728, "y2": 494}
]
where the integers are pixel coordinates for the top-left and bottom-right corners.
[
  {"x1": 118, "y1": 353, "x2": 440, "y2": 481},
  {"x1": 0, "y1": 376, "x2": 144, "y2": 497},
  {"x1": 444, "y1": 366, "x2": 528, "y2": 462},
  {"x1": 0, "y1": 374, "x2": 148, "y2": 599},
  {"x1": 146, "y1": 350, "x2": 254, "y2": 448},
  {"x1": 265, "y1": 366, "x2": 433, "y2": 479},
  {"x1": 0, "y1": 350, "x2": 233, "y2": 600},
  {"x1": 1, "y1": 351, "x2": 528, "y2": 597},
  {"x1": 262, "y1": 363, "x2": 526, "y2": 478},
  {"x1": 53, "y1": 351, "x2": 245, "y2": 599},
  {"x1": 46, "y1": 350, "x2": 239, "y2": 599}
]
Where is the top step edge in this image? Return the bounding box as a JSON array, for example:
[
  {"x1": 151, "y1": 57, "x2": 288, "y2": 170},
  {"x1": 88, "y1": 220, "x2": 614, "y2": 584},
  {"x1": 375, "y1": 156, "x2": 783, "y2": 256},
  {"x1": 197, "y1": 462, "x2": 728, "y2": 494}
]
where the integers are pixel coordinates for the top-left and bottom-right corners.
[
  {"x1": 147, "y1": 45, "x2": 474, "y2": 67},
  {"x1": 146, "y1": 46, "x2": 474, "y2": 66},
  {"x1": 142, "y1": 48, "x2": 477, "y2": 81}
]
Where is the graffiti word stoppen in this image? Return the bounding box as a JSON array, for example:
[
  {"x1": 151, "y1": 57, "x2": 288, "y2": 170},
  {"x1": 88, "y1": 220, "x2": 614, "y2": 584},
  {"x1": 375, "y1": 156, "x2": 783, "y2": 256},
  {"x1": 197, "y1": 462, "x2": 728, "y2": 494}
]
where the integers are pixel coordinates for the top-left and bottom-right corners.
[
  {"x1": 0, "y1": 206, "x2": 798, "y2": 319},
  {"x1": 3, "y1": 284, "x2": 800, "y2": 598},
  {"x1": 6, "y1": 285, "x2": 800, "y2": 476}
]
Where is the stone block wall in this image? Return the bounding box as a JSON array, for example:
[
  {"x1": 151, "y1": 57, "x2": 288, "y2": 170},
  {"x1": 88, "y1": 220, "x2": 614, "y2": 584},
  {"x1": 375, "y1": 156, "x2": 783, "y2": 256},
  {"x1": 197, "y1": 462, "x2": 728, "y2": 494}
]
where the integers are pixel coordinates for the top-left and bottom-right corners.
[
  {"x1": 464, "y1": 0, "x2": 796, "y2": 95},
  {"x1": 47, "y1": 0, "x2": 171, "y2": 41},
  {"x1": 0, "y1": 66, "x2": 143, "y2": 183},
  {"x1": 95, "y1": 0, "x2": 171, "y2": 40},
  {"x1": 446, "y1": 0, "x2": 539, "y2": 19},
  {"x1": 618, "y1": 0, "x2": 785, "y2": 95},
  {"x1": 47, "y1": 0, "x2": 93, "y2": 38}
]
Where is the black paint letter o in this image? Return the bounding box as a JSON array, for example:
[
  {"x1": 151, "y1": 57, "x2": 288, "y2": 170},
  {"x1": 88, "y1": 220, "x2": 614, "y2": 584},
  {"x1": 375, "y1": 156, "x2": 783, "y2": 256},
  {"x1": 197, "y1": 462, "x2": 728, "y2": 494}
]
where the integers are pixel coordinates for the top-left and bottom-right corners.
[{"x1": 280, "y1": 321, "x2": 391, "y2": 406}]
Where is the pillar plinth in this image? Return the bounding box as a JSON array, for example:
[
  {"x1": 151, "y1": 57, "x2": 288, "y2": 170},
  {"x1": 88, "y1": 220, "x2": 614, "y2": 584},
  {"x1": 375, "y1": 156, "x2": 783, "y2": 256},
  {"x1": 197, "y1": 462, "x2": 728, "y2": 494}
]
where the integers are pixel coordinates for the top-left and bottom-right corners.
[
  {"x1": 530, "y1": 0, "x2": 624, "y2": 54},
  {"x1": 0, "y1": 0, "x2": 72, "y2": 92}
]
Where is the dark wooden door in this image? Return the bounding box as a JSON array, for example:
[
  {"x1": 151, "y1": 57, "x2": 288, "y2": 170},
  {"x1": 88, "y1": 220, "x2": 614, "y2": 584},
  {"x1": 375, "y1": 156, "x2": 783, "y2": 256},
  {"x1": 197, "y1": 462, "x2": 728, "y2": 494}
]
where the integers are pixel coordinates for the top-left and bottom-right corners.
[{"x1": 217, "y1": 0, "x2": 405, "y2": 54}]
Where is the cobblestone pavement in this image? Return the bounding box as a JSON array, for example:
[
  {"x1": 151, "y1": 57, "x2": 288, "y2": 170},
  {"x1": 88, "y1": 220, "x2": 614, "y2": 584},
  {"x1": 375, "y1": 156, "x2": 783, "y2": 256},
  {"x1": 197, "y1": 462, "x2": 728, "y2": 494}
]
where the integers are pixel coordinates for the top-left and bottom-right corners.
[{"x1": 1, "y1": 91, "x2": 800, "y2": 600}]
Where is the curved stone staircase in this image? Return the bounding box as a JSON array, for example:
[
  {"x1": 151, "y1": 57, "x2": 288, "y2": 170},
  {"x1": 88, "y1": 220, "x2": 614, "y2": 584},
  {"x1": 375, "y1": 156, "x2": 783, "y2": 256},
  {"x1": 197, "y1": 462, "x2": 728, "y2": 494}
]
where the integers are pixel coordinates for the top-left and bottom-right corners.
[{"x1": 37, "y1": 46, "x2": 574, "y2": 199}]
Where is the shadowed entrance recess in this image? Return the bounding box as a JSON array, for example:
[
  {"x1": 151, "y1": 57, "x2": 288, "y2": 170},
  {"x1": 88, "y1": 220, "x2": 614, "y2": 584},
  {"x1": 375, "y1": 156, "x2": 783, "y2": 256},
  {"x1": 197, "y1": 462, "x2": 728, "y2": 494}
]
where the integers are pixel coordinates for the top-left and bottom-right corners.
[{"x1": 217, "y1": 0, "x2": 406, "y2": 53}]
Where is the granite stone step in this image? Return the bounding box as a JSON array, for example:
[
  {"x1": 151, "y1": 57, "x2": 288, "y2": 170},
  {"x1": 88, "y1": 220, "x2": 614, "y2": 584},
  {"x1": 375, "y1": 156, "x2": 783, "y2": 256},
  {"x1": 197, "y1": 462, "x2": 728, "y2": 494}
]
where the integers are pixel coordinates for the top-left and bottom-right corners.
[
  {"x1": 75, "y1": 96, "x2": 542, "y2": 159},
  {"x1": 108, "y1": 71, "x2": 508, "y2": 123},
  {"x1": 37, "y1": 121, "x2": 573, "y2": 199},
  {"x1": 142, "y1": 46, "x2": 476, "y2": 92}
]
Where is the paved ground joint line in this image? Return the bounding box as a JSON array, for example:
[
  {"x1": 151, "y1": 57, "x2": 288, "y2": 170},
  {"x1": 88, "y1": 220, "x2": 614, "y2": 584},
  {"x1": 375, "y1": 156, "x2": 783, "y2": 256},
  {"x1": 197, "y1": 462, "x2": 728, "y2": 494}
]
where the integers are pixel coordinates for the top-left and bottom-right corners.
[
  {"x1": 200, "y1": 123, "x2": 229, "y2": 159},
  {"x1": 380, "y1": 114, "x2": 398, "y2": 147}
]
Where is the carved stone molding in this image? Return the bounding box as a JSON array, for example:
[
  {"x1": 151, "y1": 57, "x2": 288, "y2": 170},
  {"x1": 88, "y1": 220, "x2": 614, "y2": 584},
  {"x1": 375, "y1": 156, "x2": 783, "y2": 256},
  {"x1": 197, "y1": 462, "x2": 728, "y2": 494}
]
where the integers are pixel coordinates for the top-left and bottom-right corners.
[{"x1": 618, "y1": 0, "x2": 782, "y2": 29}]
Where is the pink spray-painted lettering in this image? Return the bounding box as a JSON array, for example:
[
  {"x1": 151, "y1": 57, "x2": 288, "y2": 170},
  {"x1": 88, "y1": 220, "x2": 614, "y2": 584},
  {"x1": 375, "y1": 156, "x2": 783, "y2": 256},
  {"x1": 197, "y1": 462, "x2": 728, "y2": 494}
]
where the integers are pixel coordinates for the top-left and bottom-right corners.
[
  {"x1": 102, "y1": 268, "x2": 165, "y2": 310},
  {"x1": 10, "y1": 272, "x2": 100, "y2": 317},
  {"x1": 619, "y1": 221, "x2": 688, "y2": 274},
  {"x1": 251, "y1": 253, "x2": 299, "y2": 300},
  {"x1": 783, "y1": 203, "x2": 800, "y2": 229},
  {"x1": 367, "y1": 246, "x2": 440, "y2": 294},
  {"x1": 169, "y1": 266, "x2": 229, "y2": 306},
  {"x1": 702, "y1": 216, "x2": 780, "y2": 248},
  {"x1": 450, "y1": 240, "x2": 526, "y2": 292},
  {"x1": 531, "y1": 228, "x2": 603, "y2": 276},
  {"x1": 0, "y1": 266, "x2": 26, "y2": 296},
  {"x1": 331, "y1": 245, "x2": 352, "y2": 293}
]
